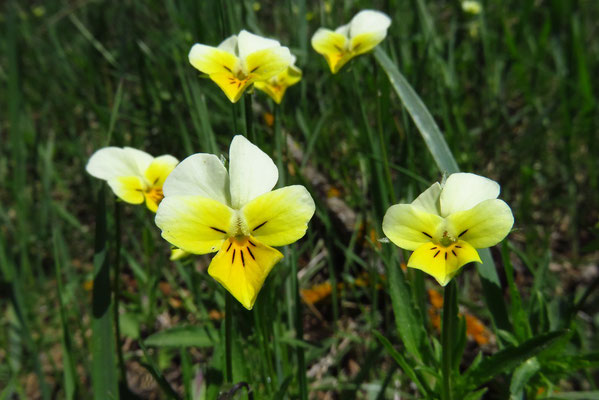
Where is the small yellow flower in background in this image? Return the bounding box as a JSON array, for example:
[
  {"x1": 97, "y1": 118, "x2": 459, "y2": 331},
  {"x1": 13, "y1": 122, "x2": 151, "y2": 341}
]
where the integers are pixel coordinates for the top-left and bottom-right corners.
[
  {"x1": 382, "y1": 173, "x2": 514, "y2": 286},
  {"x1": 188, "y1": 30, "x2": 292, "y2": 103},
  {"x1": 155, "y1": 135, "x2": 315, "y2": 310},
  {"x1": 462, "y1": 1, "x2": 482, "y2": 15},
  {"x1": 311, "y1": 9, "x2": 391, "y2": 74},
  {"x1": 86, "y1": 147, "x2": 178, "y2": 212},
  {"x1": 254, "y1": 55, "x2": 302, "y2": 104}
]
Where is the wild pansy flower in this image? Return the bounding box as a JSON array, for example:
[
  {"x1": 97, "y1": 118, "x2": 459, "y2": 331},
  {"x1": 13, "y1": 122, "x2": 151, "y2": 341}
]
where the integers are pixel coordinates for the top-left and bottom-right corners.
[
  {"x1": 155, "y1": 135, "x2": 315, "y2": 310},
  {"x1": 254, "y1": 55, "x2": 302, "y2": 104},
  {"x1": 462, "y1": 1, "x2": 482, "y2": 15},
  {"x1": 382, "y1": 173, "x2": 514, "y2": 286},
  {"x1": 188, "y1": 30, "x2": 292, "y2": 103},
  {"x1": 311, "y1": 10, "x2": 391, "y2": 74},
  {"x1": 86, "y1": 147, "x2": 178, "y2": 212}
]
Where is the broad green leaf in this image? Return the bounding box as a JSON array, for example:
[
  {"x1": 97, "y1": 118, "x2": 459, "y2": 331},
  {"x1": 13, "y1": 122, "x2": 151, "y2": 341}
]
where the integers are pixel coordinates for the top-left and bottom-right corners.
[
  {"x1": 374, "y1": 47, "x2": 511, "y2": 335},
  {"x1": 460, "y1": 330, "x2": 567, "y2": 390},
  {"x1": 91, "y1": 186, "x2": 119, "y2": 400},
  {"x1": 145, "y1": 326, "x2": 217, "y2": 347}
]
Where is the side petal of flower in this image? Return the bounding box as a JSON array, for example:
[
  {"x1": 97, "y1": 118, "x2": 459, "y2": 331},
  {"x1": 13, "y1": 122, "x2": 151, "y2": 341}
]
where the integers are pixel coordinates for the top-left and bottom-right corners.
[
  {"x1": 242, "y1": 185, "x2": 315, "y2": 247},
  {"x1": 244, "y1": 47, "x2": 292, "y2": 82},
  {"x1": 189, "y1": 44, "x2": 239, "y2": 75},
  {"x1": 107, "y1": 176, "x2": 145, "y2": 204},
  {"x1": 349, "y1": 10, "x2": 391, "y2": 37},
  {"x1": 408, "y1": 240, "x2": 481, "y2": 286},
  {"x1": 254, "y1": 65, "x2": 301, "y2": 104},
  {"x1": 86, "y1": 147, "x2": 148, "y2": 181},
  {"x1": 155, "y1": 195, "x2": 234, "y2": 254},
  {"x1": 382, "y1": 204, "x2": 445, "y2": 251},
  {"x1": 145, "y1": 155, "x2": 179, "y2": 188},
  {"x1": 123, "y1": 147, "x2": 154, "y2": 175},
  {"x1": 208, "y1": 237, "x2": 283, "y2": 310},
  {"x1": 311, "y1": 28, "x2": 351, "y2": 74},
  {"x1": 440, "y1": 173, "x2": 500, "y2": 216},
  {"x1": 446, "y1": 199, "x2": 514, "y2": 248},
  {"x1": 163, "y1": 154, "x2": 229, "y2": 204},
  {"x1": 229, "y1": 135, "x2": 278, "y2": 209}
]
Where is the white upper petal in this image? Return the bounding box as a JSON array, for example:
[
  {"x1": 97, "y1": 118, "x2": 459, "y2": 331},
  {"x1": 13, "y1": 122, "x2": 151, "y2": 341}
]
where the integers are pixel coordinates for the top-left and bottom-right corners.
[
  {"x1": 162, "y1": 153, "x2": 230, "y2": 204},
  {"x1": 237, "y1": 30, "x2": 283, "y2": 60},
  {"x1": 86, "y1": 147, "x2": 151, "y2": 181},
  {"x1": 217, "y1": 35, "x2": 238, "y2": 55},
  {"x1": 229, "y1": 135, "x2": 278, "y2": 209},
  {"x1": 440, "y1": 173, "x2": 500, "y2": 216},
  {"x1": 412, "y1": 182, "x2": 442, "y2": 215},
  {"x1": 348, "y1": 10, "x2": 391, "y2": 38},
  {"x1": 335, "y1": 23, "x2": 351, "y2": 37}
]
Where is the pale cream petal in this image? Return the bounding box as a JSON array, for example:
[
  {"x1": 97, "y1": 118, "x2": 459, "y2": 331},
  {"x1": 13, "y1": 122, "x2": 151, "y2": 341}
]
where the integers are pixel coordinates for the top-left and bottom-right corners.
[
  {"x1": 440, "y1": 172, "x2": 500, "y2": 216},
  {"x1": 86, "y1": 147, "x2": 146, "y2": 181},
  {"x1": 229, "y1": 135, "x2": 278, "y2": 209},
  {"x1": 155, "y1": 196, "x2": 234, "y2": 254},
  {"x1": 217, "y1": 35, "x2": 238, "y2": 54},
  {"x1": 348, "y1": 10, "x2": 391, "y2": 38},
  {"x1": 162, "y1": 154, "x2": 229, "y2": 204},
  {"x1": 123, "y1": 147, "x2": 154, "y2": 175},
  {"x1": 237, "y1": 30, "x2": 283, "y2": 60},
  {"x1": 242, "y1": 186, "x2": 315, "y2": 247},
  {"x1": 411, "y1": 182, "x2": 442, "y2": 215},
  {"x1": 382, "y1": 204, "x2": 445, "y2": 251},
  {"x1": 446, "y1": 199, "x2": 514, "y2": 248}
]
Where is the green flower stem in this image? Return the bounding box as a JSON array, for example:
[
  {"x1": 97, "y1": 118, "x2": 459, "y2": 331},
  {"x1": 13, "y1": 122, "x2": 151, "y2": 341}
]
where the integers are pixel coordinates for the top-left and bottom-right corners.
[
  {"x1": 245, "y1": 92, "x2": 256, "y2": 143},
  {"x1": 225, "y1": 292, "x2": 234, "y2": 383},
  {"x1": 441, "y1": 280, "x2": 458, "y2": 400},
  {"x1": 113, "y1": 201, "x2": 126, "y2": 385},
  {"x1": 274, "y1": 103, "x2": 286, "y2": 186},
  {"x1": 290, "y1": 249, "x2": 308, "y2": 400}
]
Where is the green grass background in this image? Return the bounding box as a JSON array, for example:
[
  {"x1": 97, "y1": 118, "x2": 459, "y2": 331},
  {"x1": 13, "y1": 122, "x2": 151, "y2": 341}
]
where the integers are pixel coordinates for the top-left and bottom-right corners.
[{"x1": 1, "y1": 0, "x2": 598, "y2": 398}]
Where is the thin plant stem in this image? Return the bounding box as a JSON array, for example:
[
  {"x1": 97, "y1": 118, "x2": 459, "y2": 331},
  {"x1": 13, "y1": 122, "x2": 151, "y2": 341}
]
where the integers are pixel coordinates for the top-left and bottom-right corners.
[
  {"x1": 290, "y1": 250, "x2": 308, "y2": 400},
  {"x1": 225, "y1": 292, "x2": 233, "y2": 383},
  {"x1": 231, "y1": 103, "x2": 239, "y2": 134},
  {"x1": 113, "y1": 201, "x2": 126, "y2": 385},
  {"x1": 274, "y1": 103, "x2": 285, "y2": 186},
  {"x1": 245, "y1": 92, "x2": 255, "y2": 143},
  {"x1": 441, "y1": 280, "x2": 457, "y2": 400}
]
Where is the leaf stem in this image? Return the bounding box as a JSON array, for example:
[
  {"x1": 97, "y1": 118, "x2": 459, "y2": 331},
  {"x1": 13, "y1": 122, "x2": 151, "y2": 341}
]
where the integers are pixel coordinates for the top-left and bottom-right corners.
[
  {"x1": 113, "y1": 201, "x2": 127, "y2": 385},
  {"x1": 441, "y1": 280, "x2": 457, "y2": 400},
  {"x1": 225, "y1": 292, "x2": 233, "y2": 382}
]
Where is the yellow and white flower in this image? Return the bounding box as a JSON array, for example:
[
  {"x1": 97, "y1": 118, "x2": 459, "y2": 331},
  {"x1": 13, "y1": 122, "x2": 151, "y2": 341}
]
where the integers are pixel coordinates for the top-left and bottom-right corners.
[
  {"x1": 254, "y1": 55, "x2": 302, "y2": 104},
  {"x1": 311, "y1": 9, "x2": 391, "y2": 74},
  {"x1": 189, "y1": 30, "x2": 292, "y2": 103},
  {"x1": 86, "y1": 147, "x2": 178, "y2": 212},
  {"x1": 155, "y1": 135, "x2": 315, "y2": 310},
  {"x1": 461, "y1": 1, "x2": 482, "y2": 15},
  {"x1": 382, "y1": 173, "x2": 514, "y2": 286}
]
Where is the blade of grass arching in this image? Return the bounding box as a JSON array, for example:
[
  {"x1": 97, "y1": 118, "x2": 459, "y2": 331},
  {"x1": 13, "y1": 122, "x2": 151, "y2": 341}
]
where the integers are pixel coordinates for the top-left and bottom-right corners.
[
  {"x1": 138, "y1": 341, "x2": 182, "y2": 400},
  {"x1": 91, "y1": 186, "x2": 119, "y2": 400},
  {"x1": 289, "y1": 247, "x2": 308, "y2": 400},
  {"x1": 373, "y1": 331, "x2": 432, "y2": 397},
  {"x1": 106, "y1": 79, "x2": 124, "y2": 145},
  {"x1": 68, "y1": 14, "x2": 118, "y2": 68},
  {"x1": 52, "y1": 228, "x2": 78, "y2": 400},
  {"x1": 501, "y1": 242, "x2": 532, "y2": 342},
  {"x1": 374, "y1": 47, "x2": 511, "y2": 334}
]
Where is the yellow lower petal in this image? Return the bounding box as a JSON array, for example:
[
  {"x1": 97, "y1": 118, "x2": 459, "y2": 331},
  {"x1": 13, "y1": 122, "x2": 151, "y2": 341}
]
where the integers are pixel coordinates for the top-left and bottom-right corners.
[
  {"x1": 407, "y1": 240, "x2": 481, "y2": 286},
  {"x1": 311, "y1": 29, "x2": 352, "y2": 74},
  {"x1": 209, "y1": 72, "x2": 253, "y2": 103},
  {"x1": 107, "y1": 176, "x2": 145, "y2": 205},
  {"x1": 144, "y1": 155, "x2": 178, "y2": 188},
  {"x1": 208, "y1": 236, "x2": 283, "y2": 310},
  {"x1": 144, "y1": 187, "x2": 164, "y2": 213}
]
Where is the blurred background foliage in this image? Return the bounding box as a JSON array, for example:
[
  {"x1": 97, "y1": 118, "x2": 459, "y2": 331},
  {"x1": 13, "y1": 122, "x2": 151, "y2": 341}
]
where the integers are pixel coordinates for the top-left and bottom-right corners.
[{"x1": 1, "y1": 0, "x2": 598, "y2": 398}]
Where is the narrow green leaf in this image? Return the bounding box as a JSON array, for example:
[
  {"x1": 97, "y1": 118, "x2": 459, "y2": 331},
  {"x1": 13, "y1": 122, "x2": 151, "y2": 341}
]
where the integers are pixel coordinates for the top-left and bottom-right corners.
[
  {"x1": 461, "y1": 330, "x2": 567, "y2": 390},
  {"x1": 91, "y1": 186, "x2": 119, "y2": 400},
  {"x1": 385, "y1": 250, "x2": 425, "y2": 362},
  {"x1": 138, "y1": 341, "x2": 182, "y2": 400},
  {"x1": 145, "y1": 326, "x2": 217, "y2": 348},
  {"x1": 547, "y1": 392, "x2": 599, "y2": 400},
  {"x1": 502, "y1": 242, "x2": 532, "y2": 342},
  {"x1": 373, "y1": 331, "x2": 431, "y2": 397}
]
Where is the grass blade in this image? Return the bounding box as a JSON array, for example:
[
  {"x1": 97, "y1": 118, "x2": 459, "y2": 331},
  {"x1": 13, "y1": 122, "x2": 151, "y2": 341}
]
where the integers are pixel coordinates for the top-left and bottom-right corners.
[
  {"x1": 145, "y1": 326, "x2": 217, "y2": 348},
  {"x1": 91, "y1": 186, "x2": 119, "y2": 399}
]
